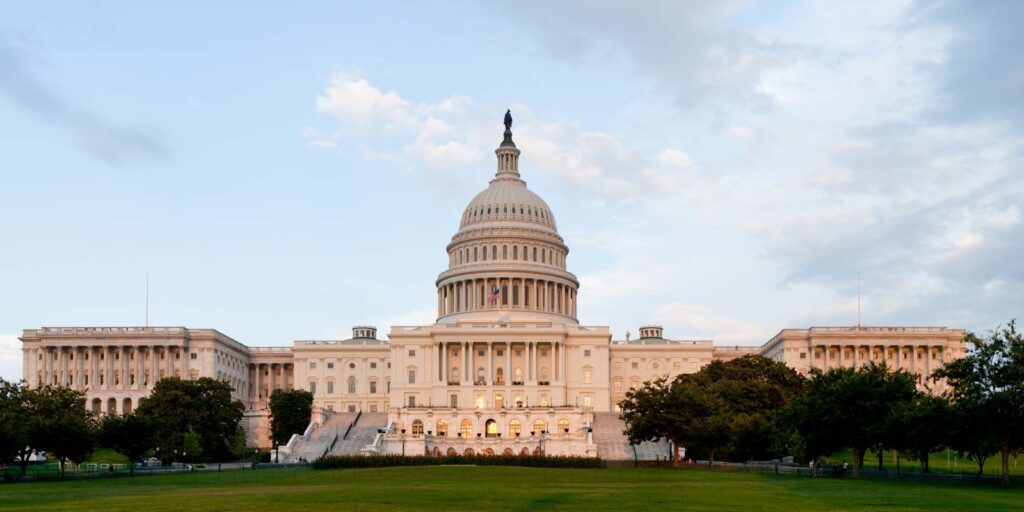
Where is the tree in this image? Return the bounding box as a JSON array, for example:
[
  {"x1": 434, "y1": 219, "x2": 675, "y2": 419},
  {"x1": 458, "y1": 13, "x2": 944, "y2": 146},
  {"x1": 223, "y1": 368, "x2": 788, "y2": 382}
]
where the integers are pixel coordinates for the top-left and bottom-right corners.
[
  {"x1": 137, "y1": 377, "x2": 244, "y2": 463},
  {"x1": 230, "y1": 425, "x2": 248, "y2": 461},
  {"x1": 0, "y1": 379, "x2": 30, "y2": 474},
  {"x1": 25, "y1": 385, "x2": 96, "y2": 476},
  {"x1": 621, "y1": 376, "x2": 703, "y2": 465},
  {"x1": 182, "y1": 426, "x2": 203, "y2": 463},
  {"x1": 269, "y1": 389, "x2": 314, "y2": 458},
  {"x1": 892, "y1": 392, "x2": 952, "y2": 473},
  {"x1": 788, "y1": 363, "x2": 917, "y2": 474},
  {"x1": 100, "y1": 412, "x2": 155, "y2": 473},
  {"x1": 934, "y1": 321, "x2": 1024, "y2": 484}
]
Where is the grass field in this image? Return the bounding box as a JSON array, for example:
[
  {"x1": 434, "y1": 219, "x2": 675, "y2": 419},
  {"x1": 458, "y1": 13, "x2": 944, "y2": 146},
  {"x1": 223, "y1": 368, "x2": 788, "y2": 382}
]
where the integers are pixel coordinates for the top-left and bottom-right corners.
[{"x1": 1, "y1": 466, "x2": 1021, "y2": 512}]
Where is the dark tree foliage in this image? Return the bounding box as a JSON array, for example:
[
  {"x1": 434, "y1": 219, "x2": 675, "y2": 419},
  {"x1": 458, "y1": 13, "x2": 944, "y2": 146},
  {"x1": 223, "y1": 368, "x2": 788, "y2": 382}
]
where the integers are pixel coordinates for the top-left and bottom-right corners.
[
  {"x1": 99, "y1": 412, "x2": 156, "y2": 472},
  {"x1": 25, "y1": 385, "x2": 96, "y2": 476},
  {"x1": 136, "y1": 377, "x2": 244, "y2": 463},
  {"x1": 891, "y1": 392, "x2": 951, "y2": 473},
  {"x1": 934, "y1": 321, "x2": 1024, "y2": 484},
  {"x1": 787, "y1": 362, "x2": 917, "y2": 473},
  {"x1": 269, "y1": 389, "x2": 314, "y2": 449},
  {"x1": 620, "y1": 355, "x2": 803, "y2": 465},
  {"x1": 0, "y1": 379, "x2": 32, "y2": 473}
]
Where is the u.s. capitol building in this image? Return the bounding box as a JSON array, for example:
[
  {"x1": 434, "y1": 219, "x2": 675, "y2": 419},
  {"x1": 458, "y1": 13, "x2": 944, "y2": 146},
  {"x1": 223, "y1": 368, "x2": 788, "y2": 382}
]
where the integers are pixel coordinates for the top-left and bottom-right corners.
[{"x1": 19, "y1": 116, "x2": 966, "y2": 459}]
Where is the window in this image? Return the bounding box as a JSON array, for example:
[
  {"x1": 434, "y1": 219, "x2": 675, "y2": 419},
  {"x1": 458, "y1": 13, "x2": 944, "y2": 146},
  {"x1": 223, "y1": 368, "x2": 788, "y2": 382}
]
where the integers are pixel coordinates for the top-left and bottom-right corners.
[
  {"x1": 407, "y1": 396, "x2": 416, "y2": 407},
  {"x1": 631, "y1": 362, "x2": 639, "y2": 369},
  {"x1": 460, "y1": 419, "x2": 473, "y2": 438},
  {"x1": 327, "y1": 362, "x2": 334, "y2": 369},
  {"x1": 582, "y1": 396, "x2": 591, "y2": 407},
  {"x1": 583, "y1": 368, "x2": 592, "y2": 384},
  {"x1": 408, "y1": 370, "x2": 416, "y2": 384},
  {"x1": 450, "y1": 394, "x2": 458, "y2": 407},
  {"x1": 347, "y1": 404, "x2": 356, "y2": 412},
  {"x1": 533, "y1": 419, "x2": 546, "y2": 436},
  {"x1": 540, "y1": 394, "x2": 549, "y2": 407},
  {"x1": 614, "y1": 361, "x2": 621, "y2": 369},
  {"x1": 451, "y1": 367, "x2": 460, "y2": 382},
  {"x1": 348, "y1": 376, "x2": 357, "y2": 394},
  {"x1": 496, "y1": 350, "x2": 503, "y2": 357},
  {"x1": 370, "y1": 361, "x2": 377, "y2": 369},
  {"x1": 614, "y1": 379, "x2": 622, "y2": 392},
  {"x1": 494, "y1": 394, "x2": 503, "y2": 408},
  {"x1": 558, "y1": 418, "x2": 570, "y2": 433},
  {"x1": 799, "y1": 352, "x2": 806, "y2": 359},
  {"x1": 190, "y1": 353, "x2": 197, "y2": 360},
  {"x1": 370, "y1": 381, "x2": 377, "y2": 394},
  {"x1": 509, "y1": 419, "x2": 521, "y2": 436},
  {"x1": 309, "y1": 381, "x2": 317, "y2": 394},
  {"x1": 478, "y1": 350, "x2": 484, "y2": 357},
  {"x1": 584, "y1": 349, "x2": 591, "y2": 357},
  {"x1": 673, "y1": 362, "x2": 681, "y2": 369},
  {"x1": 412, "y1": 420, "x2": 424, "y2": 435},
  {"x1": 475, "y1": 395, "x2": 485, "y2": 409},
  {"x1": 437, "y1": 419, "x2": 448, "y2": 437},
  {"x1": 327, "y1": 381, "x2": 334, "y2": 394},
  {"x1": 408, "y1": 349, "x2": 416, "y2": 357},
  {"x1": 309, "y1": 362, "x2": 317, "y2": 369},
  {"x1": 349, "y1": 362, "x2": 356, "y2": 369}
]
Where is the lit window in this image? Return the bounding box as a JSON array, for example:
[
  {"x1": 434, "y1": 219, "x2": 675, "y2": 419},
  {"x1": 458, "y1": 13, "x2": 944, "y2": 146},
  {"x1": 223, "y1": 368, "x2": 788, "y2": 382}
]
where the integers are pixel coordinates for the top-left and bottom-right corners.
[
  {"x1": 582, "y1": 396, "x2": 591, "y2": 407},
  {"x1": 583, "y1": 368, "x2": 592, "y2": 384}
]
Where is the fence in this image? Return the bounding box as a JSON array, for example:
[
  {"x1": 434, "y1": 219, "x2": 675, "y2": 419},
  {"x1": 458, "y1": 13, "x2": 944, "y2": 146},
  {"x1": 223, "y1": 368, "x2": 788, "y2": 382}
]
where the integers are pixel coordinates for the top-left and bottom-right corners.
[{"x1": 1, "y1": 460, "x2": 311, "y2": 483}]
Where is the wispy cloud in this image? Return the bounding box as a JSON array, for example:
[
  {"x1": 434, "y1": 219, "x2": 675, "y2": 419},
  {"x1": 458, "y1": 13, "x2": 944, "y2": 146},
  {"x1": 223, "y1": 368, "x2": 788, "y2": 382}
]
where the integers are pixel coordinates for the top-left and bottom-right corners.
[{"x1": 0, "y1": 39, "x2": 169, "y2": 166}]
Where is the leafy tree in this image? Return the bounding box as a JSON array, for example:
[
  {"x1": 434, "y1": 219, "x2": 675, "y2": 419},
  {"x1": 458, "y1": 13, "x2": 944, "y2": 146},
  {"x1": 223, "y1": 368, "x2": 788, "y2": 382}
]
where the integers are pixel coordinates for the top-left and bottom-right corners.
[
  {"x1": 100, "y1": 412, "x2": 155, "y2": 472},
  {"x1": 25, "y1": 385, "x2": 96, "y2": 476},
  {"x1": 230, "y1": 425, "x2": 248, "y2": 461},
  {"x1": 137, "y1": 377, "x2": 244, "y2": 463},
  {"x1": 788, "y1": 362, "x2": 917, "y2": 474},
  {"x1": 892, "y1": 392, "x2": 952, "y2": 473},
  {"x1": 268, "y1": 388, "x2": 314, "y2": 457},
  {"x1": 934, "y1": 321, "x2": 1024, "y2": 484},
  {"x1": 183, "y1": 426, "x2": 203, "y2": 463},
  {"x1": 0, "y1": 379, "x2": 29, "y2": 473},
  {"x1": 620, "y1": 376, "x2": 705, "y2": 465}
]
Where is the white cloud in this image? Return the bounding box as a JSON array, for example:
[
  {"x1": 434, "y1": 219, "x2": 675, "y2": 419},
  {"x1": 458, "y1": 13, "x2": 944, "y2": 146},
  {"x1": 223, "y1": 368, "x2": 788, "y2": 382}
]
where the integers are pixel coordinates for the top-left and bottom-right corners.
[
  {"x1": 0, "y1": 334, "x2": 22, "y2": 382},
  {"x1": 315, "y1": 72, "x2": 414, "y2": 132},
  {"x1": 653, "y1": 303, "x2": 763, "y2": 344}
]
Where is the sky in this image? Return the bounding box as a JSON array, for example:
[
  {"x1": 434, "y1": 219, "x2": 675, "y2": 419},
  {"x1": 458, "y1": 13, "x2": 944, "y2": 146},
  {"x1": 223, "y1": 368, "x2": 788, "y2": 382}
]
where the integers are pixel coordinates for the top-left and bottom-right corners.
[{"x1": 1, "y1": 1, "x2": 1022, "y2": 381}]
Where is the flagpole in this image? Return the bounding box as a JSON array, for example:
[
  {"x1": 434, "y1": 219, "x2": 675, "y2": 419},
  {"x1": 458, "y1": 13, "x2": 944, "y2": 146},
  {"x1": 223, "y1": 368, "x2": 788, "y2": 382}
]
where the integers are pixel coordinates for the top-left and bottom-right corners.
[
  {"x1": 857, "y1": 271, "x2": 861, "y2": 329},
  {"x1": 146, "y1": 273, "x2": 150, "y2": 328}
]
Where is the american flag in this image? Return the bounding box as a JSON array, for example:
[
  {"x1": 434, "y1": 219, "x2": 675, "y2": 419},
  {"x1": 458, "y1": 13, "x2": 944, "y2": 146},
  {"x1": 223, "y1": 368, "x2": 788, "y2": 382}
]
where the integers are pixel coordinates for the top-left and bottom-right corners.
[{"x1": 487, "y1": 287, "x2": 500, "y2": 304}]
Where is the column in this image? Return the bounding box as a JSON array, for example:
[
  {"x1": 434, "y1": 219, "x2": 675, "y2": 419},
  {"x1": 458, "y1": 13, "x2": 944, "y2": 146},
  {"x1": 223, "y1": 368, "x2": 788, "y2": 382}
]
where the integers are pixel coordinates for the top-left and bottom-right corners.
[
  {"x1": 270, "y1": 363, "x2": 277, "y2": 393},
  {"x1": 463, "y1": 342, "x2": 470, "y2": 384},
  {"x1": 549, "y1": 343, "x2": 555, "y2": 382},
  {"x1": 505, "y1": 342, "x2": 511, "y2": 385},
  {"x1": 91, "y1": 347, "x2": 99, "y2": 388},
  {"x1": 104, "y1": 347, "x2": 112, "y2": 390},
  {"x1": 437, "y1": 289, "x2": 443, "y2": 317},
  {"x1": 62, "y1": 347, "x2": 70, "y2": 386},
  {"x1": 533, "y1": 342, "x2": 539, "y2": 382},
  {"x1": 150, "y1": 346, "x2": 159, "y2": 388},
  {"x1": 924, "y1": 345, "x2": 931, "y2": 378},
  {"x1": 822, "y1": 345, "x2": 829, "y2": 370},
  {"x1": 486, "y1": 342, "x2": 493, "y2": 385},
  {"x1": 837, "y1": 345, "x2": 844, "y2": 368},
  {"x1": 76, "y1": 347, "x2": 85, "y2": 389},
  {"x1": 896, "y1": 345, "x2": 902, "y2": 371},
  {"x1": 559, "y1": 342, "x2": 566, "y2": 383},
  {"x1": 166, "y1": 346, "x2": 174, "y2": 380}
]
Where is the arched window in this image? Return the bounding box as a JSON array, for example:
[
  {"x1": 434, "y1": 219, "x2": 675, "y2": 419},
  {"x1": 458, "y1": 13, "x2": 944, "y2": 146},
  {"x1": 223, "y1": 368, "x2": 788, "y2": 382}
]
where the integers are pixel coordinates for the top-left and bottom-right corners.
[
  {"x1": 483, "y1": 247, "x2": 487, "y2": 261},
  {"x1": 412, "y1": 419, "x2": 424, "y2": 435},
  {"x1": 436, "y1": 419, "x2": 448, "y2": 437},
  {"x1": 513, "y1": 246, "x2": 518, "y2": 260},
  {"x1": 509, "y1": 419, "x2": 522, "y2": 436},
  {"x1": 474, "y1": 247, "x2": 478, "y2": 261},
  {"x1": 485, "y1": 419, "x2": 498, "y2": 438},
  {"x1": 533, "y1": 247, "x2": 537, "y2": 261},
  {"x1": 477, "y1": 367, "x2": 485, "y2": 383},
  {"x1": 514, "y1": 367, "x2": 523, "y2": 383},
  {"x1": 533, "y1": 419, "x2": 546, "y2": 436},
  {"x1": 495, "y1": 367, "x2": 504, "y2": 384},
  {"x1": 558, "y1": 418, "x2": 570, "y2": 433},
  {"x1": 502, "y1": 245, "x2": 507, "y2": 259},
  {"x1": 491, "y1": 246, "x2": 497, "y2": 259},
  {"x1": 460, "y1": 419, "x2": 473, "y2": 438},
  {"x1": 347, "y1": 376, "x2": 356, "y2": 394}
]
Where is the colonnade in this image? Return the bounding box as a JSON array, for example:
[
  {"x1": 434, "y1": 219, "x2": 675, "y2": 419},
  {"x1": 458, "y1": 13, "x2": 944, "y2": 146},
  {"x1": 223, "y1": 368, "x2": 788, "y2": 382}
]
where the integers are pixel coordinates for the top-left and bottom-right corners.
[
  {"x1": 437, "y1": 278, "x2": 577, "y2": 318},
  {"x1": 250, "y1": 362, "x2": 294, "y2": 404},
  {"x1": 433, "y1": 341, "x2": 566, "y2": 388},
  {"x1": 29, "y1": 344, "x2": 185, "y2": 391},
  {"x1": 810, "y1": 344, "x2": 945, "y2": 376}
]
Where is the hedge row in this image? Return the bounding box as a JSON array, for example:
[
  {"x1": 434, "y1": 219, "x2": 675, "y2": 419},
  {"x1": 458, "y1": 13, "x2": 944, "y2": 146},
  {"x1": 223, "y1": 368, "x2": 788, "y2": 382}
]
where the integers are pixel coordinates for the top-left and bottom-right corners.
[{"x1": 312, "y1": 454, "x2": 604, "y2": 469}]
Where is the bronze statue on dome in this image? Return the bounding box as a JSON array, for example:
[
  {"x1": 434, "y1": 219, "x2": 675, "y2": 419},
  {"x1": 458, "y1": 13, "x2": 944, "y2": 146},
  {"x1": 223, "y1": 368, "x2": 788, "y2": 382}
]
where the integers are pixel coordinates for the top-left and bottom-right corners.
[{"x1": 504, "y1": 109, "x2": 512, "y2": 131}]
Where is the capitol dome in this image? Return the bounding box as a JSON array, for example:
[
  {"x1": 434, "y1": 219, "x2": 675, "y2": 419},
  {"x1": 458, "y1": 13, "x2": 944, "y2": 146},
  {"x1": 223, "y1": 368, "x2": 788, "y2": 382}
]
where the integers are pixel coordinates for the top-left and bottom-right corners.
[{"x1": 435, "y1": 111, "x2": 579, "y2": 324}]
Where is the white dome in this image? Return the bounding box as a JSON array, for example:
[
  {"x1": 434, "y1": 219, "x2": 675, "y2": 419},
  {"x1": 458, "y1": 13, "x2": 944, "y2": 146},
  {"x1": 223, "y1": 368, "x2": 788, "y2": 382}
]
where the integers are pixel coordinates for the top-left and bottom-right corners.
[{"x1": 458, "y1": 179, "x2": 558, "y2": 235}]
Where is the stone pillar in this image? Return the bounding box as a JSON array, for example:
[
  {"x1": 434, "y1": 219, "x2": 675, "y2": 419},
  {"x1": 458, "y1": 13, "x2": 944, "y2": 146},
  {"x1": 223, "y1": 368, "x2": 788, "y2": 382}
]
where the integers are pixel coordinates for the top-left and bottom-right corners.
[
  {"x1": 505, "y1": 342, "x2": 511, "y2": 385},
  {"x1": 822, "y1": 345, "x2": 829, "y2": 370},
  {"x1": 257, "y1": 363, "x2": 265, "y2": 400},
  {"x1": 487, "y1": 342, "x2": 493, "y2": 385},
  {"x1": 463, "y1": 342, "x2": 470, "y2": 384},
  {"x1": 559, "y1": 342, "x2": 566, "y2": 382},
  {"x1": 150, "y1": 346, "x2": 158, "y2": 388},
  {"x1": 75, "y1": 347, "x2": 84, "y2": 389}
]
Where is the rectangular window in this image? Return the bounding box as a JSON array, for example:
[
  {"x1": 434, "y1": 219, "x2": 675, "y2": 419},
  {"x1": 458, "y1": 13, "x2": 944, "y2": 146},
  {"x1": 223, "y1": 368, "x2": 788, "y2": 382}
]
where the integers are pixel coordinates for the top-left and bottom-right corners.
[
  {"x1": 450, "y1": 394, "x2": 458, "y2": 407},
  {"x1": 370, "y1": 381, "x2": 377, "y2": 394},
  {"x1": 347, "y1": 404, "x2": 356, "y2": 413},
  {"x1": 799, "y1": 352, "x2": 806, "y2": 359},
  {"x1": 369, "y1": 404, "x2": 378, "y2": 412},
  {"x1": 478, "y1": 350, "x2": 484, "y2": 357},
  {"x1": 190, "y1": 353, "x2": 197, "y2": 360},
  {"x1": 327, "y1": 362, "x2": 334, "y2": 369},
  {"x1": 614, "y1": 361, "x2": 621, "y2": 369},
  {"x1": 408, "y1": 396, "x2": 416, "y2": 407},
  {"x1": 631, "y1": 362, "x2": 638, "y2": 369},
  {"x1": 309, "y1": 362, "x2": 317, "y2": 369},
  {"x1": 309, "y1": 382, "x2": 317, "y2": 394},
  {"x1": 408, "y1": 370, "x2": 416, "y2": 384},
  {"x1": 495, "y1": 394, "x2": 503, "y2": 409},
  {"x1": 583, "y1": 369, "x2": 592, "y2": 384},
  {"x1": 540, "y1": 395, "x2": 549, "y2": 407},
  {"x1": 673, "y1": 362, "x2": 681, "y2": 369},
  {"x1": 584, "y1": 349, "x2": 591, "y2": 357},
  {"x1": 614, "y1": 381, "x2": 622, "y2": 392},
  {"x1": 408, "y1": 349, "x2": 416, "y2": 357},
  {"x1": 582, "y1": 396, "x2": 591, "y2": 407},
  {"x1": 370, "y1": 362, "x2": 377, "y2": 369},
  {"x1": 327, "y1": 381, "x2": 334, "y2": 394},
  {"x1": 496, "y1": 350, "x2": 503, "y2": 357}
]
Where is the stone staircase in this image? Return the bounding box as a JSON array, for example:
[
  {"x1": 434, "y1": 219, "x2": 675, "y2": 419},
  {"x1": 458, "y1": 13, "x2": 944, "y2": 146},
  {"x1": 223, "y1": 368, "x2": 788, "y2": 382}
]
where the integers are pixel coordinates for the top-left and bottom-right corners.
[
  {"x1": 285, "y1": 411, "x2": 359, "y2": 462},
  {"x1": 326, "y1": 412, "x2": 389, "y2": 456},
  {"x1": 592, "y1": 412, "x2": 671, "y2": 461}
]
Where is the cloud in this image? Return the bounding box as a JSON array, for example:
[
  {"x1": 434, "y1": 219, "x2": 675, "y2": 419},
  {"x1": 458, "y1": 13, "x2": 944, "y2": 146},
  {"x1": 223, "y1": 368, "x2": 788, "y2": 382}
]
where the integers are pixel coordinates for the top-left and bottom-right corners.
[
  {"x1": 653, "y1": 303, "x2": 763, "y2": 344},
  {"x1": 0, "y1": 334, "x2": 22, "y2": 382},
  {"x1": 0, "y1": 39, "x2": 169, "y2": 166}
]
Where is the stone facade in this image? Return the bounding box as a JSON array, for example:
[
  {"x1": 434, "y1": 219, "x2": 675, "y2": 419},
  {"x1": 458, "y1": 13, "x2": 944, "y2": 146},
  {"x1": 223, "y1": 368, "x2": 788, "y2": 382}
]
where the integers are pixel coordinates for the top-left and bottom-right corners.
[{"x1": 18, "y1": 120, "x2": 967, "y2": 454}]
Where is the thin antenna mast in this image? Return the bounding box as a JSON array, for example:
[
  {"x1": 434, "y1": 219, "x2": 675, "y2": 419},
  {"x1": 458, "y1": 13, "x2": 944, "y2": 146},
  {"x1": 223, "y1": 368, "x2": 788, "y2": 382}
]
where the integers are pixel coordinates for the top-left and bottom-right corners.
[
  {"x1": 857, "y1": 271, "x2": 861, "y2": 329},
  {"x1": 146, "y1": 273, "x2": 150, "y2": 328}
]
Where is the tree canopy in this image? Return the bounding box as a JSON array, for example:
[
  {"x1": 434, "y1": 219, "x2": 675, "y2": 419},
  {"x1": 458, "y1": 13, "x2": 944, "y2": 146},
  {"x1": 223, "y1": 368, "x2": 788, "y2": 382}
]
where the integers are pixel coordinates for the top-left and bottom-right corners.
[
  {"x1": 136, "y1": 377, "x2": 244, "y2": 463},
  {"x1": 99, "y1": 412, "x2": 156, "y2": 471},
  {"x1": 269, "y1": 389, "x2": 314, "y2": 449}
]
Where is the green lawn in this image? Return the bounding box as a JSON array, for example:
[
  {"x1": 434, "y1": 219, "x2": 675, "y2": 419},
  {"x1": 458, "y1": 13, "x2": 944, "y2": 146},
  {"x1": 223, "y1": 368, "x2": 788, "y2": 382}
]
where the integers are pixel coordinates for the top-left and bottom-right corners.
[
  {"x1": 821, "y1": 449, "x2": 1024, "y2": 477},
  {"x1": 0, "y1": 466, "x2": 1021, "y2": 511}
]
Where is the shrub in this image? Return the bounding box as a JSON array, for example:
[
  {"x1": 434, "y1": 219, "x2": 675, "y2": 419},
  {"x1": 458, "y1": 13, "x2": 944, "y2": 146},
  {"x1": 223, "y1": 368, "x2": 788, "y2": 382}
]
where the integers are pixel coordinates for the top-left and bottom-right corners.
[{"x1": 312, "y1": 454, "x2": 603, "y2": 470}]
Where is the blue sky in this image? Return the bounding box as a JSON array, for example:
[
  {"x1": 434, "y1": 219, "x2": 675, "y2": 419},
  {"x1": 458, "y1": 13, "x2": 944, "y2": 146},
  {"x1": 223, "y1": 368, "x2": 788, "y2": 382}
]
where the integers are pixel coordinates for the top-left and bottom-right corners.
[{"x1": 2, "y1": 1, "x2": 1022, "y2": 381}]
